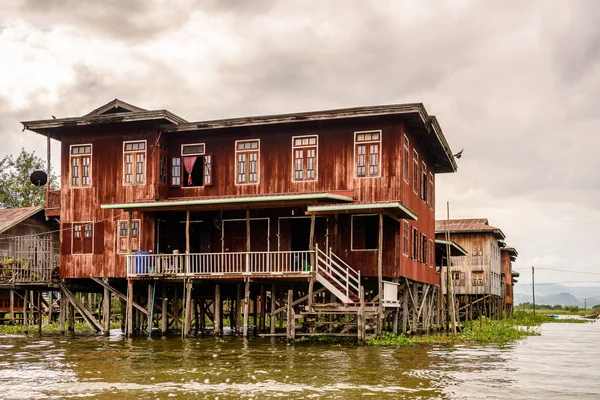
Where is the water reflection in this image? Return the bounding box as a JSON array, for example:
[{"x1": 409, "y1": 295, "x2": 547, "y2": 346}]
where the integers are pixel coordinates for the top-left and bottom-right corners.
[{"x1": 0, "y1": 321, "x2": 598, "y2": 399}]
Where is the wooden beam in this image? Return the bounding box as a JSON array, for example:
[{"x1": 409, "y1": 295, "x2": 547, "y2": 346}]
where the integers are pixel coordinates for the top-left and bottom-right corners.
[
  {"x1": 377, "y1": 213, "x2": 384, "y2": 336},
  {"x1": 103, "y1": 284, "x2": 110, "y2": 336},
  {"x1": 243, "y1": 280, "x2": 250, "y2": 338},
  {"x1": 9, "y1": 289, "x2": 14, "y2": 322},
  {"x1": 269, "y1": 287, "x2": 326, "y2": 316},
  {"x1": 286, "y1": 289, "x2": 295, "y2": 342},
  {"x1": 270, "y1": 284, "x2": 276, "y2": 334},
  {"x1": 184, "y1": 280, "x2": 192, "y2": 337},
  {"x1": 61, "y1": 285, "x2": 103, "y2": 333},
  {"x1": 214, "y1": 284, "x2": 221, "y2": 336},
  {"x1": 23, "y1": 290, "x2": 28, "y2": 334},
  {"x1": 126, "y1": 280, "x2": 133, "y2": 338}
]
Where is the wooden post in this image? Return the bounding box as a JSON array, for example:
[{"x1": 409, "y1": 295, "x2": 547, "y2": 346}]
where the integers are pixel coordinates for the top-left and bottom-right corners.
[
  {"x1": 214, "y1": 284, "x2": 221, "y2": 336},
  {"x1": 184, "y1": 280, "x2": 192, "y2": 337},
  {"x1": 358, "y1": 286, "x2": 366, "y2": 345},
  {"x1": 286, "y1": 289, "x2": 294, "y2": 342},
  {"x1": 412, "y1": 282, "x2": 418, "y2": 333},
  {"x1": 270, "y1": 284, "x2": 276, "y2": 334},
  {"x1": 23, "y1": 290, "x2": 28, "y2": 333},
  {"x1": 37, "y1": 291, "x2": 43, "y2": 332},
  {"x1": 9, "y1": 289, "x2": 14, "y2": 323},
  {"x1": 402, "y1": 285, "x2": 409, "y2": 333},
  {"x1": 126, "y1": 280, "x2": 133, "y2": 338},
  {"x1": 377, "y1": 213, "x2": 384, "y2": 335},
  {"x1": 259, "y1": 285, "x2": 266, "y2": 333},
  {"x1": 235, "y1": 283, "x2": 242, "y2": 335},
  {"x1": 243, "y1": 280, "x2": 250, "y2": 338},
  {"x1": 68, "y1": 300, "x2": 75, "y2": 332},
  {"x1": 46, "y1": 132, "x2": 51, "y2": 209},
  {"x1": 161, "y1": 284, "x2": 168, "y2": 336},
  {"x1": 103, "y1": 285, "x2": 110, "y2": 336},
  {"x1": 147, "y1": 283, "x2": 153, "y2": 332},
  {"x1": 309, "y1": 214, "x2": 316, "y2": 268},
  {"x1": 59, "y1": 289, "x2": 66, "y2": 334},
  {"x1": 200, "y1": 298, "x2": 206, "y2": 335},
  {"x1": 47, "y1": 290, "x2": 53, "y2": 324},
  {"x1": 194, "y1": 298, "x2": 199, "y2": 334}
]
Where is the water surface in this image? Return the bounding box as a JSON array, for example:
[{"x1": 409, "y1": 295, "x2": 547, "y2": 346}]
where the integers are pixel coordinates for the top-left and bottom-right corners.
[{"x1": 0, "y1": 320, "x2": 598, "y2": 399}]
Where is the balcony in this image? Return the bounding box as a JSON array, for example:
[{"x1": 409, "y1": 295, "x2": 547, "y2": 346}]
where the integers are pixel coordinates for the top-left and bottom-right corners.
[
  {"x1": 46, "y1": 190, "x2": 60, "y2": 217},
  {"x1": 127, "y1": 250, "x2": 315, "y2": 279},
  {"x1": 0, "y1": 259, "x2": 55, "y2": 285}
]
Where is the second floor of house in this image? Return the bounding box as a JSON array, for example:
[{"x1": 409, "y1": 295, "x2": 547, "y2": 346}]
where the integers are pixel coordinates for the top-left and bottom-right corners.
[{"x1": 24, "y1": 100, "x2": 457, "y2": 218}]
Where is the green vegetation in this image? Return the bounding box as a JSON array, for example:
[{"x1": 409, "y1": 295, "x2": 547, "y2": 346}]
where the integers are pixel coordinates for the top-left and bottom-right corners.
[
  {"x1": 0, "y1": 322, "x2": 122, "y2": 334},
  {"x1": 516, "y1": 303, "x2": 588, "y2": 315}
]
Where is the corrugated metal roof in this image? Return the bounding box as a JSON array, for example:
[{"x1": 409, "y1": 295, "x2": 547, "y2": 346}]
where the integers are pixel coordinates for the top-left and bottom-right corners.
[
  {"x1": 0, "y1": 206, "x2": 44, "y2": 234},
  {"x1": 435, "y1": 218, "x2": 506, "y2": 239}
]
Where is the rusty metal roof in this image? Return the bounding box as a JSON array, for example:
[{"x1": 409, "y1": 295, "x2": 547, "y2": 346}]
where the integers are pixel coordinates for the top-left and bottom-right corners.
[
  {"x1": 435, "y1": 218, "x2": 506, "y2": 239},
  {"x1": 0, "y1": 206, "x2": 44, "y2": 234}
]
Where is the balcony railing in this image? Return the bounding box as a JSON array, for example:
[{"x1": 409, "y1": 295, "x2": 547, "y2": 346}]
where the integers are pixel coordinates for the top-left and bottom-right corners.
[
  {"x1": 127, "y1": 250, "x2": 314, "y2": 278},
  {"x1": 0, "y1": 259, "x2": 54, "y2": 284}
]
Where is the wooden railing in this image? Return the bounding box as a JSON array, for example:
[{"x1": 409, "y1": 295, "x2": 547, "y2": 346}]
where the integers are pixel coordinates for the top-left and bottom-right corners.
[
  {"x1": 46, "y1": 190, "x2": 61, "y2": 210},
  {"x1": 315, "y1": 247, "x2": 361, "y2": 302},
  {"x1": 127, "y1": 250, "x2": 314, "y2": 278},
  {"x1": 0, "y1": 260, "x2": 54, "y2": 284}
]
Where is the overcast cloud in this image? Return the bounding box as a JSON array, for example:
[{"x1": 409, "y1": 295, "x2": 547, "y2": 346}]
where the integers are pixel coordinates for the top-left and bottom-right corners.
[{"x1": 1, "y1": 0, "x2": 599, "y2": 286}]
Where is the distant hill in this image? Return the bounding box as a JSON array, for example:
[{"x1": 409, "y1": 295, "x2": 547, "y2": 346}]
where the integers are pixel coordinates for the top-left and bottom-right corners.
[{"x1": 514, "y1": 284, "x2": 600, "y2": 308}]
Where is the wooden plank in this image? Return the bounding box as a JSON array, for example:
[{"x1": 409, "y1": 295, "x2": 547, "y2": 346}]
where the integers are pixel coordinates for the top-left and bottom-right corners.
[
  {"x1": 184, "y1": 280, "x2": 192, "y2": 337},
  {"x1": 243, "y1": 280, "x2": 250, "y2": 338},
  {"x1": 270, "y1": 287, "x2": 326, "y2": 316},
  {"x1": 214, "y1": 284, "x2": 221, "y2": 336},
  {"x1": 61, "y1": 285, "x2": 103, "y2": 333},
  {"x1": 270, "y1": 284, "x2": 276, "y2": 334}
]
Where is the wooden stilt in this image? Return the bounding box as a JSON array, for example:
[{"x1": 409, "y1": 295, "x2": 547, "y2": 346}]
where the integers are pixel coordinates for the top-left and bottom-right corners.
[
  {"x1": 411, "y1": 282, "x2": 418, "y2": 333},
  {"x1": 161, "y1": 284, "x2": 168, "y2": 336},
  {"x1": 184, "y1": 280, "x2": 192, "y2": 337},
  {"x1": 126, "y1": 280, "x2": 133, "y2": 338},
  {"x1": 200, "y1": 298, "x2": 206, "y2": 335},
  {"x1": 36, "y1": 291, "x2": 42, "y2": 333},
  {"x1": 23, "y1": 290, "x2": 29, "y2": 334},
  {"x1": 270, "y1": 284, "x2": 276, "y2": 334},
  {"x1": 214, "y1": 284, "x2": 221, "y2": 336},
  {"x1": 9, "y1": 289, "x2": 14, "y2": 323},
  {"x1": 286, "y1": 289, "x2": 295, "y2": 342},
  {"x1": 194, "y1": 298, "x2": 199, "y2": 334},
  {"x1": 358, "y1": 286, "x2": 365, "y2": 345},
  {"x1": 243, "y1": 280, "x2": 250, "y2": 338},
  {"x1": 236, "y1": 283, "x2": 242, "y2": 335},
  {"x1": 259, "y1": 285, "x2": 266, "y2": 333},
  {"x1": 147, "y1": 283, "x2": 153, "y2": 332},
  {"x1": 47, "y1": 290, "x2": 53, "y2": 325},
  {"x1": 59, "y1": 289, "x2": 66, "y2": 334},
  {"x1": 103, "y1": 285, "x2": 110, "y2": 336},
  {"x1": 68, "y1": 299, "x2": 75, "y2": 332},
  {"x1": 402, "y1": 286, "x2": 409, "y2": 333}
]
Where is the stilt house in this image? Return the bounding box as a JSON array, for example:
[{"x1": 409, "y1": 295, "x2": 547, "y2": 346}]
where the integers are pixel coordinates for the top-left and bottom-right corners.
[
  {"x1": 435, "y1": 218, "x2": 507, "y2": 319},
  {"x1": 501, "y1": 246, "x2": 518, "y2": 317},
  {"x1": 22, "y1": 99, "x2": 457, "y2": 339}
]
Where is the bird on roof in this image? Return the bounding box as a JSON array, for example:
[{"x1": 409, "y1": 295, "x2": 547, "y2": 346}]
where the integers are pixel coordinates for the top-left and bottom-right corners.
[
  {"x1": 52, "y1": 115, "x2": 57, "y2": 119},
  {"x1": 453, "y1": 148, "x2": 464, "y2": 159}
]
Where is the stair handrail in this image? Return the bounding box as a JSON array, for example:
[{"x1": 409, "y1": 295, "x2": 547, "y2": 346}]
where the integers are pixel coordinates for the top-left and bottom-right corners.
[{"x1": 316, "y1": 247, "x2": 361, "y2": 301}]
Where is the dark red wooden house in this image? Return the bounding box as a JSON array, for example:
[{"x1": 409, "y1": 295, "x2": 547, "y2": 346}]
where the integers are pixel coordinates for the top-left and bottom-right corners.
[{"x1": 23, "y1": 99, "x2": 457, "y2": 339}]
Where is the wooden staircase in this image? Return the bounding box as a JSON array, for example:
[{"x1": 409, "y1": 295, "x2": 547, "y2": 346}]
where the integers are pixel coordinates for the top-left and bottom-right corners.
[{"x1": 314, "y1": 247, "x2": 361, "y2": 304}]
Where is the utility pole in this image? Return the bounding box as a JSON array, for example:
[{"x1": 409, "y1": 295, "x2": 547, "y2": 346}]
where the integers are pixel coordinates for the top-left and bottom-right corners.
[
  {"x1": 584, "y1": 298, "x2": 587, "y2": 310},
  {"x1": 532, "y1": 266, "x2": 535, "y2": 316}
]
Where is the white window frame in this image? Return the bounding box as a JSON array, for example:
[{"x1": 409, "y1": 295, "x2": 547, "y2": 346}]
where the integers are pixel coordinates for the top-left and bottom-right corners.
[
  {"x1": 117, "y1": 219, "x2": 142, "y2": 254},
  {"x1": 412, "y1": 149, "x2": 419, "y2": 194},
  {"x1": 350, "y1": 214, "x2": 379, "y2": 251},
  {"x1": 69, "y1": 144, "x2": 93, "y2": 189},
  {"x1": 180, "y1": 143, "x2": 207, "y2": 189},
  {"x1": 291, "y1": 135, "x2": 318, "y2": 183},
  {"x1": 354, "y1": 130, "x2": 382, "y2": 179},
  {"x1": 123, "y1": 140, "x2": 147, "y2": 186},
  {"x1": 72, "y1": 221, "x2": 94, "y2": 256},
  {"x1": 428, "y1": 172, "x2": 434, "y2": 210},
  {"x1": 403, "y1": 134, "x2": 410, "y2": 184},
  {"x1": 235, "y1": 139, "x2": 260, "y2": 186}
]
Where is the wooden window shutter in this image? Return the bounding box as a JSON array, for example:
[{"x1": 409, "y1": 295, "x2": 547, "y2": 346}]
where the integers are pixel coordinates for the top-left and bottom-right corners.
[
  {"x1": 83, "y1": 223, "x2": 93, "y2": 254},
  {"x1": 204, "y1": 154, "x2": 213, "y2": 186},
  {"x1": 94, "y1": 221, "x2": 104, "y2": 254},
  {"x1": 61, "y1": 223, "x2": 72, "y2": 255}
]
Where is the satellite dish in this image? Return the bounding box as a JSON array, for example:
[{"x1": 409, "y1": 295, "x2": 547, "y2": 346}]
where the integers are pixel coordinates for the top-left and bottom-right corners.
[{"x1": 30, "y1": 170, "x2": 48, "y2": 187}]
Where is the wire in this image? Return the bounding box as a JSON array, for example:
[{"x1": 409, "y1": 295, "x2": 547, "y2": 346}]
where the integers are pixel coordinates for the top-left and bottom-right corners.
[{"x1": 513, "y1": 267, "x2": 600, "y2": 276}]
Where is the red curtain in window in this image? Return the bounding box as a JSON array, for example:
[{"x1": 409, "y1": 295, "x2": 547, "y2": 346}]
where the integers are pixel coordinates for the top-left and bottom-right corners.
[{"x1": 183, "y1": 157, "x2": 197, "y2": 185}]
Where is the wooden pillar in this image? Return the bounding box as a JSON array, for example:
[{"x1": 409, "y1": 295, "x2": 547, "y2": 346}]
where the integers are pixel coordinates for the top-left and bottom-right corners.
[
  {"x1": 358, "y1": 286, "x2": 365, "y2": 345},
  {"x1": 184, "y1": 280, "x2": 192, "y2": 337},
  {"x1": 68, "y1": 300, "x2": 75, "y2": 332},
  {"x1": 200, "y1": 298, "x2": 206, "y2": 335},
  {"x1": 252, "y1": 297, "x2": 257, "y2": 336},
  {"x1": 309, "y1": 214, "x2": 316, "y2": 268},
  {"x1": 259, "y1": 285, "x2": 266, "y2": 333},
  {"x1": 402, "y1": 285, "x2": 409, "y2": 333},
  {"x1": 377, "y1": 213, "x2": 384, "y2": 335},
  {"x1": 270, "y1": 284, "x2": 276, "y2": 334},
  {"x1": 235, "y1": 283, "x2": 242, "y2": 335},
  {"x1": 126, "y1": 280, "x2": 133, "y2": 338},
  {"x1": 161, "y1": 284, "x2": 168, "y2": 336},
  {"x1": 23, "y1": 290, "x2": 29, "y2": 333},
  {"x1": 47, "y1": 290, "x2": 53, "y2": 324},
  {"x1": 102, "y1": 285, "x2": 110, "y2": 336},
  {"x1": 37, "y1": 291, "x2": 42, "y2": 332},
  {"x1": 194, "y1": 298, "x2": 199, "y2": 334},
  {"x1": 9, "y1": 289, "x2": 14, "y2": 322},
  {"x1": 411, "y1": 283, "x2": 418, "y2": 333},
  {"x1": 214, "y1": 284, "x2": 221, "y2": 336},
  {"x1": 243, "y1": 280, "x2": 250, "y2": 338},
  {"x1": 59, "y1": 289, "x2": 66, "y2": 334},
  {"x1": 229, "y1": 295, "x2": 235, "y2": 333},
  {"x1": 147, "y1": 283, "x2": 153, "y2": 332},
  {"x1": 286, "y1": 289, "x2": 295, "y2": 342}
]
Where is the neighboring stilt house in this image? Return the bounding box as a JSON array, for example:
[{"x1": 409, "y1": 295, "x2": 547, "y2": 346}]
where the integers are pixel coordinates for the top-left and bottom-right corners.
[
  {"x1": 0, "y1": 206, "x2": 59, "y2": 325},
  {"x1": 435, "y1": 218, "x2": 507, "y2": 320},
  {"x1": 501, "y1": 246, "x2": 518, "y2": 317},
  {"x1": 22, "y1": 99, "x2": 458, "y2": 340}
]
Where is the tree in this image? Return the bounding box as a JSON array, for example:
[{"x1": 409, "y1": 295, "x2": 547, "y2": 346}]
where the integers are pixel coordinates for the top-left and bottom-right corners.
[{"x1": 0, "y1": 148, "x2": 58, "y2": 208}]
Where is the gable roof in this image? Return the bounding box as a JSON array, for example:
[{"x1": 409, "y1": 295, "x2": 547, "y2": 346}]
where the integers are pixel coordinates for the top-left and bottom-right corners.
[
  {"x1": 435, "y1": 218, "x2": 506, "y2": 240},
  {"x1": 0, "y1": 206, "x2": 44, "y2": 235},
  {"x1": 83, "y1": 99, "x2": 146, "y2": 117}
]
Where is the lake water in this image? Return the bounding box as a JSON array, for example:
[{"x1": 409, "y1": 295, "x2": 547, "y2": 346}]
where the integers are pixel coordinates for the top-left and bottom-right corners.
[{"x1": 0, "y1": 320, "x2": 598, "y2": 399}]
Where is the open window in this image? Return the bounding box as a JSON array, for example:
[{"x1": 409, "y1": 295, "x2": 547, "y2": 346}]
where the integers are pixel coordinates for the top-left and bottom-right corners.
[
  {"x1": 351, "y1": 214, "x2": 379, "y2": 250},
  {"x1": 118, "y1": 219, "x2": 140, "y2": 253},
  {"x1": 473, "y1": 271, "x2": 484, "y2": 286},
  {"x1": 172, "y1": 143, "x2": 213, "y2": 187}
]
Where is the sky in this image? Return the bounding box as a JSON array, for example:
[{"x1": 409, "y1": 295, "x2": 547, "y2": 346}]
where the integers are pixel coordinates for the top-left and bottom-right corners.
[{"x1": 1, "y1": 0, "x2": 599, "y2": 287}]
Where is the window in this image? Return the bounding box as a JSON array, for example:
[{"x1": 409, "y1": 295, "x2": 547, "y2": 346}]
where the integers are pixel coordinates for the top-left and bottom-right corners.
[
  {"x1": 412, "y1": 227, "x2": 419, "y2": 260},
  {"x1": 452, "y1": 271, "x2": 464, "y2": 286},
  {"x1": 292, "y1": 135, "x2": 318, "y2": 182},
  {"x1": 402, "y1": 221, "x2": 409, "y2": 256},
  {"x1": 118, "y1": 220, "x2": 140, "y2": 253},
  {"x1": 355, "y1": 131, "x2": 381, "y2": 178},
  {"x1": 72, "y1": 222, "x2": 93, "y2": 254},
  {"x1": 403, "y1": 135, "x2": 409, "y2": 183},
  {"x1": 123, "y1": 141, "x2": 146, "y2": 185},
  {"x1": 421, "y1": 233, "x2": 427, "y2": 264},
  {"x1": 351, "y1": 215, "x2": 379, "y2": 250},
  {"x1": 159, "y1": 145, "x2": 168, "y2": 185},
  {"x1": 429, "y1": 239, "x2": 434, "y2": 267},
  {"x1": 428, "y1": 172, "x2": 434, "y2": 209},
  {"x1": 171, "y1": 157, "x2": 181, "y2": 186},
  {"x1": 176, "y1": 143, "x2": 213, "y2": 188},
  {"x1": 420, "y1": 162, "x2": 428, "y2": 202},
  {"x1": 413, "y1": 150, "x2": 419, "y2": 193},
  {"x1": 473, "y1": 271, "x2": 484, "y2": 286},
  {"x1": 235, "y1": 140, "x2": 260, "y2": 185},
  {"x1": 70, "y1": 144, "x2": 92, "y2": 188}
]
